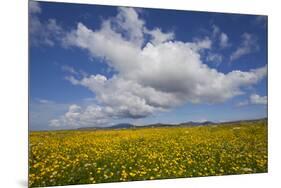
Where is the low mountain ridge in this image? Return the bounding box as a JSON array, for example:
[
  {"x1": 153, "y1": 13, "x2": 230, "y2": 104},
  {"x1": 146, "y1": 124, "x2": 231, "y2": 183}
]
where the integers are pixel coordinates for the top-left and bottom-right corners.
[{"x1": 77, "y1": 118, "x2": 267, "y2": 130}]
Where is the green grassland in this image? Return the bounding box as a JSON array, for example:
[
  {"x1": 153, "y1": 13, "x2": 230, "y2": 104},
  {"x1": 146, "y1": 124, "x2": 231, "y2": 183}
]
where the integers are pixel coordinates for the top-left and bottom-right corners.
[{"x1": 29, "y1": 120, "x2": 268, "y2": 187}]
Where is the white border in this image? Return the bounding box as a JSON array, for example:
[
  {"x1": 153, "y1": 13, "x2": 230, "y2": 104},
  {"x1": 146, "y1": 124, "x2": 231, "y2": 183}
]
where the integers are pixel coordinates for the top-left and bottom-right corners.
[{"x1": 1, "y1": 0, "x2": 280, "y2": 187}]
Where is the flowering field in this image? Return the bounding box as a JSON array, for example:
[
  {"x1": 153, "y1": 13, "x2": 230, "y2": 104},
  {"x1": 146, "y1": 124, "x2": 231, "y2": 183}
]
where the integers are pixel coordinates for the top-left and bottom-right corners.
[{"x1": 29, "y1": 121, "x2": 267, "y2": 187}]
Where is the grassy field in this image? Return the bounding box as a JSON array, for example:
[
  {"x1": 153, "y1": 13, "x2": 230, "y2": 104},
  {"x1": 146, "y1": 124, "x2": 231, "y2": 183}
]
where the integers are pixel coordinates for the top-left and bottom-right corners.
[{"x1": 29, "y1": 120, "x2": 267, "y2": 187}]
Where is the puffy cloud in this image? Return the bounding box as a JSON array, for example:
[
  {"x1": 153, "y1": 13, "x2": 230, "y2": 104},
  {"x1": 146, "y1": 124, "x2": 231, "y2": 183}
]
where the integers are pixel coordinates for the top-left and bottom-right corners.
[
  {"x1": 49, "y1": 104, "x2": 109, "y2": 127},
  {"x1": 230, "y1": 33, "x2": 259, "y2": 62},
  {"x1": 250, "y1": 94, "x2": 267, "y2": 105},
  {"x1": 51, "y1": 8, "x2": 267, "y2": 128},
  {"x1": 29, "y1": 2, "x2": 64, "y2": 46},
  {"x1": 236, "y1": 93, "x2": 267, "y2": 107},
  {"x1": 64, "y1": 23, "x2": 266, "y2": 99}
]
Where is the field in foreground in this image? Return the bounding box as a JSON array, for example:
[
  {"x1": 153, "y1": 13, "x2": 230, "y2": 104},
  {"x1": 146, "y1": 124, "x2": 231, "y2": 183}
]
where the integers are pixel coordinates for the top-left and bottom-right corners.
[{"x1": 29, "y1": 120, "x2": 267, "y2": 187}]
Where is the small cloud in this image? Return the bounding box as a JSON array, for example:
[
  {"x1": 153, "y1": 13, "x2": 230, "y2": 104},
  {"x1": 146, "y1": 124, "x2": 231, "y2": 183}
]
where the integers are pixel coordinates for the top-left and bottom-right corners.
[
  {"x1": 79, "y1": 70, "x2": 89, "y2": 77},
  {"x1": 29, "y1": 2, "x2": 64, "y2": 47},
  {"x1": 62, "y1": 66, "x2": 89, "y2": 82},
  {"x1": 211, "y1": 24, "x2": 220, "y2": 37},
  {"x1": 236, "y1": 93, "x2": 267, "y2": 107},
  {"x1": 211, "y1": 24, "x2": 230, "y2": 49},
  {"x1": 49, "y1": 119, "x2": 60, "y2": 127},
  {"x1": 254, "y1": 15, "x2": 267, "y2": 28},
  {"x1": 62, "y1": 65, "x2": 78, "y2": 75},
  {"x1": 250, "y1": 94, "x2": 267, "y2": 105},
  {"x1": 219, "y1": 32, "x2": 230, "y2": 48},
  {"x1": 205, "y1": 24, "x2": 230, "y2": 66},
  {"x1": 192, "y1": 37, "x2": 212, "y2": 50},
  {"x1": 49, "y1": 104, "x2": 110, "y2": 127},
  {"x1": 36, "y1": 98, "x2": 54, "y2": 104},
  {"x1": 29, "y1": 1, "x2": 41, "y2": 14},
  {"x1": 206, "y1": 52, "x2": 223, "y2": 66},
  {"x1": 82, "y1": 97, "x2": 97, "y2": 103},
  {"x1": 197, "y1": 118, "x2": 208, "y2": 123},
  {"x1": 230, "y1": 33, "x2": 259, "y2": 62}
]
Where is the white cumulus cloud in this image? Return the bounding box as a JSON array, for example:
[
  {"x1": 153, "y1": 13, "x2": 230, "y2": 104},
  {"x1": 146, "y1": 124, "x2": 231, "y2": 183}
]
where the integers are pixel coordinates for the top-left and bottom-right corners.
[{"x1": 49, "y1": 104, "x2": 110, "y2": 127}]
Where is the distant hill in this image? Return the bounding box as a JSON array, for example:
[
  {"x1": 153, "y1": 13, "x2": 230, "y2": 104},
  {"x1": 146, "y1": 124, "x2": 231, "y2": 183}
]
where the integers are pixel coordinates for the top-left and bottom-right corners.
[
  {"x1": 217, "y1": 118, "x2": 267, "y2": 125},
  {"x1": 77, "y1": 127, "x2": 98, "y2": 130},
  {"x1": 109, "y1": 123, "x2": 135, "y2": 129},
  {"x1": 77, "y1": 123, "x2": 135, "y2": 130},
  {"x1": 76, "y1": 118, "x2": 267, "y2": 130},
  {"x1": 179, "y1": 121, "x2": 215, "y2": 126},
  {"x1": 140, "y1": 123, "x2": 175, "y2": 128}
]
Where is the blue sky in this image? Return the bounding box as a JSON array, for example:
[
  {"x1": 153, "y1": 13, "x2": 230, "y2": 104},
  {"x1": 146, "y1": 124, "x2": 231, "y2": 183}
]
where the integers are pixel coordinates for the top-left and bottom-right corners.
[{"x1": 29, "y1": 1, "x2": 267, "y2": 130}]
